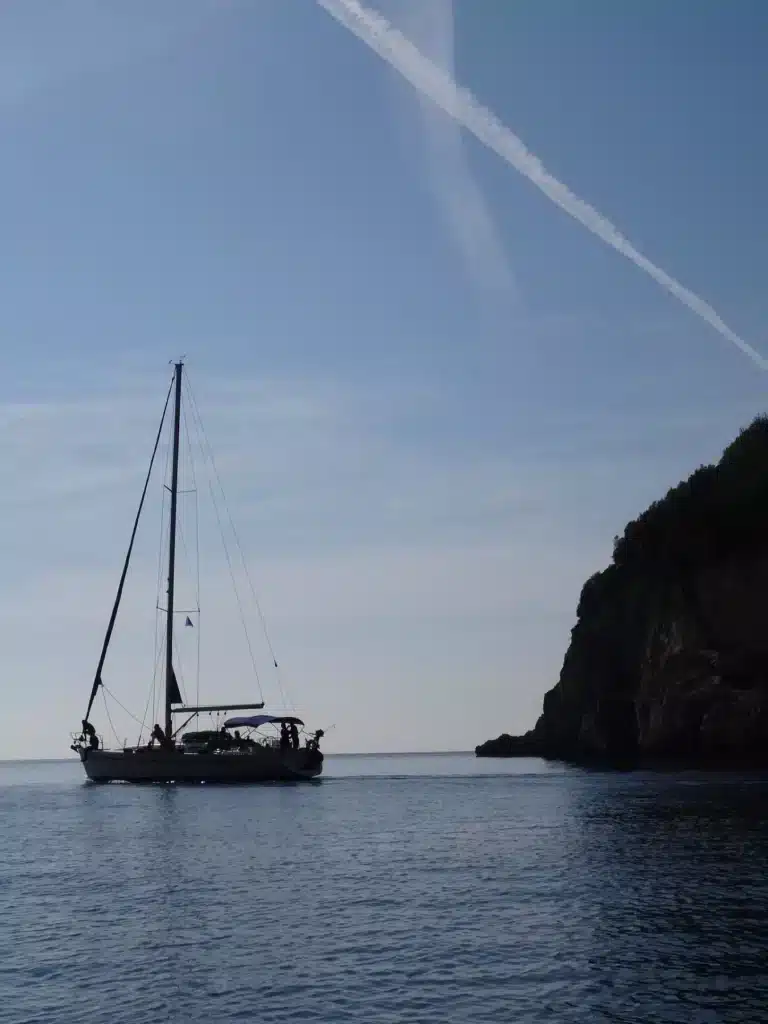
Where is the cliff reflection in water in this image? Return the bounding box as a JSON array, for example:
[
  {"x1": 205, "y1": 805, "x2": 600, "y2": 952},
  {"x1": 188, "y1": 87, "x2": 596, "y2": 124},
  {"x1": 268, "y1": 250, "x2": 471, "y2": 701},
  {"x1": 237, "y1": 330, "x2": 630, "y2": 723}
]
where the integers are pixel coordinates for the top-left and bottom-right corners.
[{"x1": 565, "y1": 771, "x2": 768, "y2": 1022}]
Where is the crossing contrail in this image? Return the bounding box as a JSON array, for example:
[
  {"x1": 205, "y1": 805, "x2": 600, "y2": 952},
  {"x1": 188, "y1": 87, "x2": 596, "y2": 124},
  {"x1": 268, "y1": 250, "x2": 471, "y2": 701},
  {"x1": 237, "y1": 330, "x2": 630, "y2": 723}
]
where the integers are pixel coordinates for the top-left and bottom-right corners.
[{"x1": 317, "y1": 0, "x2": 766, "y2": 370}]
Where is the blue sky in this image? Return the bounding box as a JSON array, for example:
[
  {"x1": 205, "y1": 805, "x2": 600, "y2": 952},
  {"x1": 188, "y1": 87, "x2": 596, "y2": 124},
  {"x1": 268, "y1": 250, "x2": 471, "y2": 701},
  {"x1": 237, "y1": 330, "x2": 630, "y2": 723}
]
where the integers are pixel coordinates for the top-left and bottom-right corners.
[{"x1": 1, "y1": 0, "x2": 767, "y2": 758}]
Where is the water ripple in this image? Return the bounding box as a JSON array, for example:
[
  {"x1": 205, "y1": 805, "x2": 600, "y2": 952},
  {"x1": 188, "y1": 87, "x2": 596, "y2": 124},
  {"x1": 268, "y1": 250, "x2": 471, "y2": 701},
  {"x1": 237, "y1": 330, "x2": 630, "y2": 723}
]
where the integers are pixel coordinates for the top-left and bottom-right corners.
[{"x1": 0, "y1": 758, "x2": 767, "y2": 1023}]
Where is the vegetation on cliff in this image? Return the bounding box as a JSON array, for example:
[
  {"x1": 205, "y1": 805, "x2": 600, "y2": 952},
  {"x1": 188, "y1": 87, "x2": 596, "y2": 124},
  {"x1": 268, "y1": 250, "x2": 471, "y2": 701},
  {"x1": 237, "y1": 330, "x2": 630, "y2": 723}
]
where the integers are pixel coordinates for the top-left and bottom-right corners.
[
  {"x1": 611, "y1": 415, "x2": 768, "y2": 573},
  {"x1": 477, "y1": 417, "x2": 768, "y2": 763}
]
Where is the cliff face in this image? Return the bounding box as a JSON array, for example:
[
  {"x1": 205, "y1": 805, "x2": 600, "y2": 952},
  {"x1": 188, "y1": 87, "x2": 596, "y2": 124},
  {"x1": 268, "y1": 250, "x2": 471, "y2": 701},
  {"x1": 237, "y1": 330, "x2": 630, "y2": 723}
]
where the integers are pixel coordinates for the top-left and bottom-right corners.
[{"x1": 477, "y1": 418, "x2": 768, "y2": 765}]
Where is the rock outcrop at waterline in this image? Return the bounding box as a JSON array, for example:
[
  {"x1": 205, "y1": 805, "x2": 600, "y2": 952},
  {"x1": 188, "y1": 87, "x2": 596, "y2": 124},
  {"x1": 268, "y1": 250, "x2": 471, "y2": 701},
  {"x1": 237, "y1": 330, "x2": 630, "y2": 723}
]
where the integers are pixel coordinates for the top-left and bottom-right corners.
[{"x1": 477, "y1": 417, "x2": 768, "y2": 766}]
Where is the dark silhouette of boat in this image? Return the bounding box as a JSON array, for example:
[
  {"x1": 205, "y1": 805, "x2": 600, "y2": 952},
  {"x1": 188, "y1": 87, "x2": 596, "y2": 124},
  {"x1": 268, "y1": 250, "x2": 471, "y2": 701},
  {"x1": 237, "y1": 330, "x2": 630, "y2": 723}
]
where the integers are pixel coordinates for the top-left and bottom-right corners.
[{"x1": 72, "y1": 363, "x2": 323, "y2": 783}]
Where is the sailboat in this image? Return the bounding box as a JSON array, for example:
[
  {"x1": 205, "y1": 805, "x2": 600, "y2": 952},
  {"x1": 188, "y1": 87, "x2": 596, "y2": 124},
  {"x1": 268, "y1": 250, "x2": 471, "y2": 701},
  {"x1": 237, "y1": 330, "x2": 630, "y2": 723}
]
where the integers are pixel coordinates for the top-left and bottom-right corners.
[{"x1": 71, "y1": 362, "x2": 324, "y2": 782}]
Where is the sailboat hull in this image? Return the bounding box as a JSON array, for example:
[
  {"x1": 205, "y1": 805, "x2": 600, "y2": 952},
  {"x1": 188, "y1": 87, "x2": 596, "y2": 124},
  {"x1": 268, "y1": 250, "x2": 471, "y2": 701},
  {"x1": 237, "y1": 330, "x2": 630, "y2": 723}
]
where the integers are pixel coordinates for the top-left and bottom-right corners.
[{"x1": 79, "y1": 746, "x2": 322, "y2": 783}]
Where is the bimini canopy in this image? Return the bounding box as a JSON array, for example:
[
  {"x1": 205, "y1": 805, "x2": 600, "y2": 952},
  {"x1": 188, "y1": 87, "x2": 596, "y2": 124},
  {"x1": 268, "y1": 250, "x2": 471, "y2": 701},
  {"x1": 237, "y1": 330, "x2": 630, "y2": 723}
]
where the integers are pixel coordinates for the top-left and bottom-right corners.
[{"x1": 223, "y1": 714, "x2": 304, "y2": 729}]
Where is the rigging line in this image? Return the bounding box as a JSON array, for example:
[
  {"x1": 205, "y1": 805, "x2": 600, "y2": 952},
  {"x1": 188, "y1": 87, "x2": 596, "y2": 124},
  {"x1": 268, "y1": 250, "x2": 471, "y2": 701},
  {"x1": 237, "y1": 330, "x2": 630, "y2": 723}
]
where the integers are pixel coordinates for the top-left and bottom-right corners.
[
  {"x1": 207, "y1": 476, "x2": 264, "y2": 696},
  {"x1": 273, "y1": 663, "x2": 295, "y2": 715},
  {"x1": 101, "y1": 688, "x2": 120, "y2": 748},
  {"x1": 189, "y1": 393, "x2": 294, "y2": 716},
  {"x1": 183, "y1": 384, "x2": 261, "y2": 703},
  {"x1": 181, "y1": 383, "x2": 202, "y2": 625},
  {"x1": 137, "y1": 638, "x2": 166, "y2": 745},
  {"x1": 150, "y1": 602, "x2": 161, "y2": 729},
  {"x1": 196, "y1": 592, "x2": 201, "y2": 706},
  {"x1": 183, "y1": 377, "x2": 264, "y2": 700},
  {"x1": 175, "y1": 460, "x2": 201, "y2": 598},
  {"x1": 171, "y1": 415, "x2": 197, "y2": 643},
  {"x1": 151, "y1": 400, "x2": 173, "y2": 729},
  {"x1": 181, "y1": 393, "x2": 202, "y2": 705},
  {"x1": 102, "y1": 685, "x2": 146, "y2": 729},
  {"x1": 184, "y1": 374, "x2": 278, "y2": 703},
  {"x1": 84, "y1": 374, "x2": 174, "y2": 725},
  {"x1": 153, "y1": 631, "x2": 165, "y2": 729},
  {"x1": 185, "y1": 376, "x2": 279, "y2": 660},
  {"x1": 176, "y1": 515, "x2": 192, "y2": 589},
  {"x1": 151, "y1": 637, "x2": 159, "y2": 732},
  {"x1": 178, "y1": 409, "x2": 194, "y2": 607},
  {"x1": 188, "y1": 392, "x2": 288, "y2": 705}
]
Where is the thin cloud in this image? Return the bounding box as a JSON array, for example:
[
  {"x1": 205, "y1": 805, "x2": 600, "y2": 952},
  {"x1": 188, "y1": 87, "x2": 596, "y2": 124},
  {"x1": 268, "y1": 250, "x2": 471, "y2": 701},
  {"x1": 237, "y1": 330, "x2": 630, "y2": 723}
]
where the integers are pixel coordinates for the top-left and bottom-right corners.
[
  {"x1": 317, "y1": 0, "x2": 767, "y2": 370},
  {"x1": 0, "y1": 0, "x2": 229, "y2": 111},
  {"x1": 379, "y1": 0, "x2": 516, "y2": 294}
]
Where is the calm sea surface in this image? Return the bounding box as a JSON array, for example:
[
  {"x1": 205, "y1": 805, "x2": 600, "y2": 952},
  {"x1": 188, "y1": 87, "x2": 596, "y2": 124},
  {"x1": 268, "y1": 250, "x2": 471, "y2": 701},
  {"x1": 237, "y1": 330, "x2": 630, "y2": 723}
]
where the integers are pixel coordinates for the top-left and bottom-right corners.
[{"x1": 1, "y1": 754, "x2": 766, "y2": 1023}]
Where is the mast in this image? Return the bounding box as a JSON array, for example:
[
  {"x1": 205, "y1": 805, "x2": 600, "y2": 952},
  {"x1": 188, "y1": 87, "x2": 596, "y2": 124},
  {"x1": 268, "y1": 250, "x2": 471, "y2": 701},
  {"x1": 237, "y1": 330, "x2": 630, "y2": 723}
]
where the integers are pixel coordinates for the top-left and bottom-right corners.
[{"x1": 165, "y1": 361, "x2": 183, "y2": 739}]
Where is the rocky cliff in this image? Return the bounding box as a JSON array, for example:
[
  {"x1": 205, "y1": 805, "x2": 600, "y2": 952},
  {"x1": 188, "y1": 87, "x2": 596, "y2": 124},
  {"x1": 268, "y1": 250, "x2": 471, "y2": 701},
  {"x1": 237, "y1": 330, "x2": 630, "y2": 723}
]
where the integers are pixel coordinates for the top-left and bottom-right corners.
[{"x1": 477, "y1": 417, "x2": 768, "y2": 766}]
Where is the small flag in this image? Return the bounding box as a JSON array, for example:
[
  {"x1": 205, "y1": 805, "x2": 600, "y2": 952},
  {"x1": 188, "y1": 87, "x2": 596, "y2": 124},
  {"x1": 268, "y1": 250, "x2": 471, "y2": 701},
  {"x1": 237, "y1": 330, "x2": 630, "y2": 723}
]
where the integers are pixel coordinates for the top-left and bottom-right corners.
[{"x1": 185, "y1": 616, "x2": 194, "y2": 628}]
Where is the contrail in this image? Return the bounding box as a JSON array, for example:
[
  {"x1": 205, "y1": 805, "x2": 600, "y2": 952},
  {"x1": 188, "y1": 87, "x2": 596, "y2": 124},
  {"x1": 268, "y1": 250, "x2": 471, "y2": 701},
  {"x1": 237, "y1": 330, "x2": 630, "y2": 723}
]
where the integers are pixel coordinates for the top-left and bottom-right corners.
[{"x1": 317, "y1": 0, "x2": 767, "y2": 371}]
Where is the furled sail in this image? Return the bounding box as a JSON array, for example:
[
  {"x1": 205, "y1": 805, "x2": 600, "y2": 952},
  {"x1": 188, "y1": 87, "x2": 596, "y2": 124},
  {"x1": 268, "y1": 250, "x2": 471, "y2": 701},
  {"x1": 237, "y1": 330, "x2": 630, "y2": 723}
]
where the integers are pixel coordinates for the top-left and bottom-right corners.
[{"x1": 169, "y1": 666, "x2": 183, "y2": 705}]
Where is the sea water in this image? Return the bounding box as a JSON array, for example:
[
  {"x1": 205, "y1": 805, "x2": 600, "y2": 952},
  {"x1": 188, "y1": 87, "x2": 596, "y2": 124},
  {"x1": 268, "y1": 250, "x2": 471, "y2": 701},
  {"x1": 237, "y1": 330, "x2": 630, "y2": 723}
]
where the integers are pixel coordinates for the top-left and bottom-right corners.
[{"x1": 0, "y1": 754, "x2": 766, "y2": 1023}]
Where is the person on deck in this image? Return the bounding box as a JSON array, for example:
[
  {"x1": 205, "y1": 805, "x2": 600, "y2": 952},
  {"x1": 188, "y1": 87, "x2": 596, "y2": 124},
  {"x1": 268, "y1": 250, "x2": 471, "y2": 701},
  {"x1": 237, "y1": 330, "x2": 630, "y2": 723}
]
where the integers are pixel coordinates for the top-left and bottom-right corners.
[
  {"x1": 81, "y1": 720, "x2": 99, "y2": 750},
  {"x1": 280, "y1": 723, "x2": 290, "y2": 750},
  {"x1": 289, "y1": 722, "x2": 299, "y2": 749},
  {"x1": 150, "y1": 723, "x2": 173, "y2": 750},
  {"x1": 307, "y1": 729, "x2": 324, "y2": 752}
]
